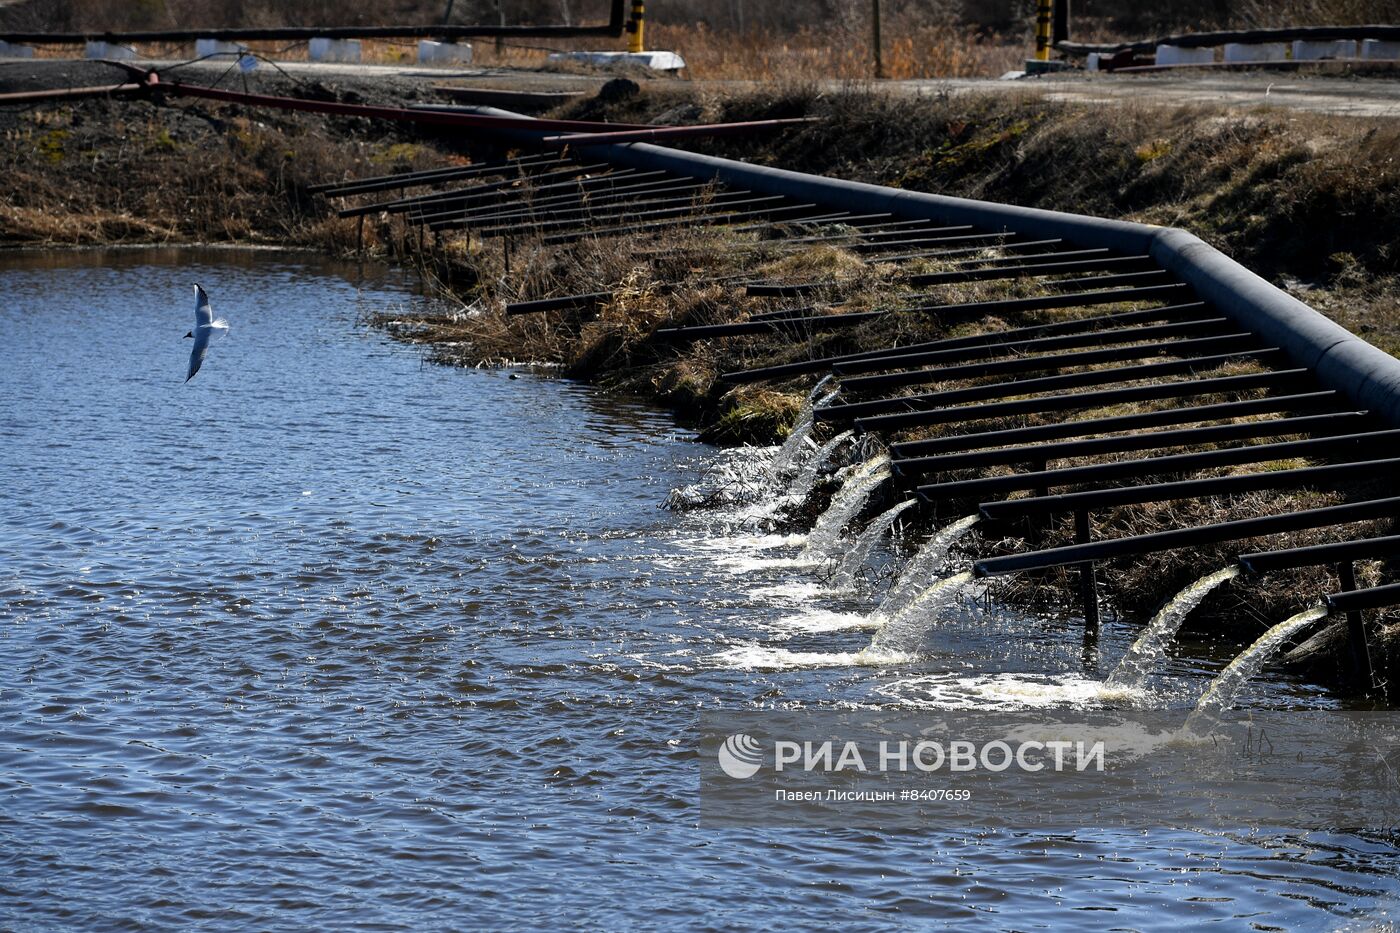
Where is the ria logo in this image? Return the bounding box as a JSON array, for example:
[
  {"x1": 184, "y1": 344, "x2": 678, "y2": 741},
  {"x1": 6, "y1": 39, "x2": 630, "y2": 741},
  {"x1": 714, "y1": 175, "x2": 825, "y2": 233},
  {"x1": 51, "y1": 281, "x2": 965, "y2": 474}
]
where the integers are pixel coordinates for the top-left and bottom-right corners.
[{"x1": 717, "y1": 733, "x2": 763, "y2": 779}]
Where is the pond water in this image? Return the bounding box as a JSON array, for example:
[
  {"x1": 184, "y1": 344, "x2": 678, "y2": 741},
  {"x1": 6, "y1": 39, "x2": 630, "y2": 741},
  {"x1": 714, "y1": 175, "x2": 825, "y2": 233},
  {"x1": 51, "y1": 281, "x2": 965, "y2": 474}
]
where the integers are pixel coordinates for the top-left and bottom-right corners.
[{"x1": 1, "y1": 249, "x2": 1397, "y2": 929}]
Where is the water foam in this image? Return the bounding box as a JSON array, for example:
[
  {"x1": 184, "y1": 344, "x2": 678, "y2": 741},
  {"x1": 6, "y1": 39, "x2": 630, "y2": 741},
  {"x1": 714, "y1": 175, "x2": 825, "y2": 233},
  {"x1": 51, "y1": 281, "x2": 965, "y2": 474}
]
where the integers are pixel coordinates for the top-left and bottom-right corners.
[
  {"x1": 874, "y1": 513, "x2": 981, "y2": 621},
  {"x1": 1186, "y1": 603, "x2": 1331, "y2": 733},
  {"x1": 877, "y1": 672, "x2": 1147, "y2": 710},
  {"x1": 711, "y1": 643, "x2": 913, "y2": 671},
  {"x1": 799, "y1": 454, "x2": 890, "y2": 563},
  {"x1": 1107, "y1": 566, "x2": 1241, "y2": 689},
  {"x1": 769, "y1": 384, "x2": 839, "y2": 478},
  {"x1": 829, "y1": 498, "x2": 917, "y2": 593},
  {"x1": 784, "y1": 429, "x2": 853, "y2": 502},
  {"x1": 865, "y1": 568, "x2": 976, "y2": 655}
]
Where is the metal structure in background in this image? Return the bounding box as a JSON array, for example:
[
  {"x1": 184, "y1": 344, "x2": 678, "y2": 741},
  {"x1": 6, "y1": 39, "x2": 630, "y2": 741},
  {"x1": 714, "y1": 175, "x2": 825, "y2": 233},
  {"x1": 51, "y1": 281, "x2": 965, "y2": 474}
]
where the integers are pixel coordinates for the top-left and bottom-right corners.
[
  {"x1": 1060, "y1": 23, "x2": 1400, "y2": 57},
  {"x1": 0, "y1": 0, "x2": 627, "y2": 43},
  {"x1": 871, "y1": 0, "x2": 884, "y2": 79},
  {"x1": 1034, "y1": 0, "x2": 1054, "y2": 62},
  {"x1": 627, "y1": 0, "x2": 645, "y2": 53}
]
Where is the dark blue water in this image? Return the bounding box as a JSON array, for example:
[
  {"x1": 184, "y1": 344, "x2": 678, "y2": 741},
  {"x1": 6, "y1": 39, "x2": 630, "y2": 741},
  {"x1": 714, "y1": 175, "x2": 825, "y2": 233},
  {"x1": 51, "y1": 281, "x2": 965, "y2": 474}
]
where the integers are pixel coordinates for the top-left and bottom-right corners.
[{"x1": 2, "y1": 249, "x2": 1398, "y2": 930}]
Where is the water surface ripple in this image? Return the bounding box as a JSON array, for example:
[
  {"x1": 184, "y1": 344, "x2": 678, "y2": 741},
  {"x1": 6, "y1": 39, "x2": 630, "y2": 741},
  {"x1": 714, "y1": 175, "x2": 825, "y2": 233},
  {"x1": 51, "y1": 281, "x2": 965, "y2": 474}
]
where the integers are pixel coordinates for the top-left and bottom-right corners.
[{"x1": 1, "y1": 250, "x2": 1397, "y2": 930}]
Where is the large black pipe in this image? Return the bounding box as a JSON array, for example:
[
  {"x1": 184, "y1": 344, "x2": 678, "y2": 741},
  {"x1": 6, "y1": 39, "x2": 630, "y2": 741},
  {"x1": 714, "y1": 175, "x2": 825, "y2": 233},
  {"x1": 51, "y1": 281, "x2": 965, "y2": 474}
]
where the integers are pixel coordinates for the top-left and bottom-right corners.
[
  {"x1": 894, "y1": 410, "x2": 1369, "y2": 477},
  {"x1": 562, "y1": 136, "x2": 1400, "y2": 427},
  {"x1": 827, "y1": 328, "x2": 1248, "y2": 398},
  {"x1": 975, "y1": 496, "x2": 1400, "y2": 577},
  {"x1": 655, "y1": 281, "x2": 1188, "y2": 341},
  {"x1": 841, "y1": 350, "x2": 1282, "y2": 427},
  {"x1": 852, "y1": 369, "x2": 1307, "y2": 433},
  {"x1": 0, "y1": 0, "x2": 627, "y2": 42},
  {"x1": 1327, "y1": 583, "x2": 1400, "y2": 613},
  {"x1": 742, "y1": 251, "x2": 1147, "y2": 295},
  {"x1": 312, "y1": 154, "x2": 566, "y2": 196},
  {"x1": 1241, "y1": 536, "x2": 1400, "y2": 575},
  {"x1": 917, "y1": 427, "x2": 1400, "y2": 503},
  {"x1": 977, "y1": 457, "x2": 1396, "y2": 523},
  {"x1": 720, "y1": 302, "x2": 1210, "y2": 384},
  {"x1": 891, "y1": 391, "x2": 1341, "y2": 459},
  {"x1": 427, "y1": 105, "x2": 1400, "y2": 428},
  {"x1": 1058, "y1": 24, "x2": 1400, "y2": 56}
]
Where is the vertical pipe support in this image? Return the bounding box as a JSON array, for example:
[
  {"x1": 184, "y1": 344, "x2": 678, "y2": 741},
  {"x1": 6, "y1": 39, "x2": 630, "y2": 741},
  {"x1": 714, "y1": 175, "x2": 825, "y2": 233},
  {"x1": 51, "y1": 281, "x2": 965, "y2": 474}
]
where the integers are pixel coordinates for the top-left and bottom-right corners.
[
  {"x1": 871, "y1": 0, "x2": 884, "y2": 79},
  {"x1": 1337, "y1": 561, "x2": 1377, "y2": 694},
  {"x1": 1052, "y1": 0, "x2": 1070, "y2": 45},
  {"x1": 1027, "y1": 458, "x2": 1049, "y2": 547},
  {"x1": 1031, "y1": 458, "x2": 1049, "y2": 499},
  {"x1": 1035, "y1": 0, "x2": 1053, "y2": 61},
  {"x1": 627, "y1": 0, "x2": 645, "y2": 53},
  {"x1": 1075, "y1": 509, "x2": 1100, "y2": 635}
]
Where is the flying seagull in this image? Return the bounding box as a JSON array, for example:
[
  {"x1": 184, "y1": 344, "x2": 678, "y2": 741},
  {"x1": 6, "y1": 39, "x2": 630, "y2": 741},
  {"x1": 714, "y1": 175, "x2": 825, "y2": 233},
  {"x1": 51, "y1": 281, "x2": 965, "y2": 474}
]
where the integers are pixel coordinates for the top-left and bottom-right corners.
[{"x1": 184, "y1": 284, "x2": 229, "y2": 382}]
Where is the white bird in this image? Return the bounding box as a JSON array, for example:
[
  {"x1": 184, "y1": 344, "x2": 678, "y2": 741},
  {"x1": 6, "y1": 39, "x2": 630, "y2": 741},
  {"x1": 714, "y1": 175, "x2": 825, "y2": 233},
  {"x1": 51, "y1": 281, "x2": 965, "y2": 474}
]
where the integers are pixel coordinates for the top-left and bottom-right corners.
[{"x1": 184, "y1": 284, "x2": 229, "y2": 382}]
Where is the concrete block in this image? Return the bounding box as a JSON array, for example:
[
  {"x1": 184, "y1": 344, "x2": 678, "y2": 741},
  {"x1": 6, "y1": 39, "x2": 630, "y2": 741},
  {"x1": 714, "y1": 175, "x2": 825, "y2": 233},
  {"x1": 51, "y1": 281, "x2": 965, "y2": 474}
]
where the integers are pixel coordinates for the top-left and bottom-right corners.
[
  {"x1": 1085, "y1": 52, "x2": 1101, "y2": 72},
  {"x1": 85, "y1": 40, "x2": 137, "y2": 60},
  {"x1": 195, "y1": 38, "x2": 245, "y2": 58},
  {"x1": 1155, "y1": 44, "x2": 1215, "y2": 66},
  {"x1": 1024, "y1": 58, "x2": 1073, "y2": 75},
  {"x1": 547, "y1": 50, "x2": 685, "y2": 71},
  {"x1": 418, "y1": 40, "x2": 473, "y2": 64},
  {"x1": 0, "y1": 40, "x2": 35, "y2": 58},
  {"x1": 1222, "y1": 42, "x2": 1287, "y2": 63},
  {"x1": 1360, "y1": 39, "x2": 1400, "y2": 61},
  {"x1": 1292, "y1": 39, "x2": 1358, "y2": 60},
  {"x1": 308, "y1": 37, "x2": 361, "y2": 63}
]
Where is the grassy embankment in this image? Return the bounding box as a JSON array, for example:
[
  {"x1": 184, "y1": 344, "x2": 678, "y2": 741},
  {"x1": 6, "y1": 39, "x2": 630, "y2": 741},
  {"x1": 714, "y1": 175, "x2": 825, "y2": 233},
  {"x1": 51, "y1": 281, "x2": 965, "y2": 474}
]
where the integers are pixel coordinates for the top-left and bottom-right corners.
[{"x1": 383, "y1": 84, "x2": 1400, "y2": 670}]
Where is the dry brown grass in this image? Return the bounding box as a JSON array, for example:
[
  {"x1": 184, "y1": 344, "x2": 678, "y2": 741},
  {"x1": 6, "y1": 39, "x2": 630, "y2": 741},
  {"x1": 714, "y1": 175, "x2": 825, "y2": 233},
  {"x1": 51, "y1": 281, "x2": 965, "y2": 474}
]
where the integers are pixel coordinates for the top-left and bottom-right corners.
[{"x1": 0, "y1": 95, "x2": 442, "y2": 249}]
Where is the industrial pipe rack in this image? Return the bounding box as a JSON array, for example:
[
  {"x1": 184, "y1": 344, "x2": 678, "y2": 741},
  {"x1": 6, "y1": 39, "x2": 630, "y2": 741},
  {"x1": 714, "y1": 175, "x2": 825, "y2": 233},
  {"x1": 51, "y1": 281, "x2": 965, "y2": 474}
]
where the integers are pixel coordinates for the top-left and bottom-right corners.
[{"x1": 144, "y1": 83, "x2": 1397, "y2": 694}]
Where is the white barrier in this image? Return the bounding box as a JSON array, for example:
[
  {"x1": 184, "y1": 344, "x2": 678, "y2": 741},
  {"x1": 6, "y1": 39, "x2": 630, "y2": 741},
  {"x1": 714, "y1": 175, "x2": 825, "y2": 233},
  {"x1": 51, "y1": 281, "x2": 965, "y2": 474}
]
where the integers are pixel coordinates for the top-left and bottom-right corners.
[
  {"x1": 308, "y1": 37, "x2": 361, "y2": 63},
  {"x1": 0, "y1": 40, "x2": 35, "y2": 58},
  {"x1": 1155, "y1": 45, "x2": 1215, "y2": 66},
  {"x1": 84, "y1": 40, "x2": 136, "y2": 60},
  {"x1": 1292, "y1": 39, "x2": 1358, "y2": 60},
  {"x1": 1360, "y1": 39, "x2": 1400, "y2": 61},
  {"x1": 195, "y1": 38, "x2": 245, "y2": 58},
  {"x1": 418, "y1": 40, "x2": 473, "y2": 64},
  {"x1": 547, "y1": 50, "x2": 685, "y2": 71},
  {"x1": 1222, "y1": 42, "x2": 1287, "y2": 63}
]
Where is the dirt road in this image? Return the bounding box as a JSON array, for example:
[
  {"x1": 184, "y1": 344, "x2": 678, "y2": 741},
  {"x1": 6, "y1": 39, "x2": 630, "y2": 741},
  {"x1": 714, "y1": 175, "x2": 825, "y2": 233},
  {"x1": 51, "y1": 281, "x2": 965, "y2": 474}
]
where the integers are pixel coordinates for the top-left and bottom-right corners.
[{"x1": 4, "y1": 55, "x2": 1399, "y2": 118}]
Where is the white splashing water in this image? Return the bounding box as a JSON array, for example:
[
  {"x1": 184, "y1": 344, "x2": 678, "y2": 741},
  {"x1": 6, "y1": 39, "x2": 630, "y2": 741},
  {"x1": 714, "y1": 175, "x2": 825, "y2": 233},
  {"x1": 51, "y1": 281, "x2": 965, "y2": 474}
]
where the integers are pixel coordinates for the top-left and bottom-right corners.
[
  {"x1": 769, "y1": 382, "x2": 839, "y2": 478},
  {"x1": 1185, "y1": 604, "x2": 1331, "y2": 733},
  {"x1": 665, "y1": 444, "x2": 777, "y2": 511},
  {"x1": 710, "y1": 643, "x2": 913, "y2": 670},
  {"x1": 862, "y1": 569, "x2": 975, "y2": 657},
  {"x1": 798, "y1": 454, "x2": 890, "y2": 563},
  {"x1": 1106, "y1": 566, "x2": 1241, "y2": 689},
  {"x1": 874, "y1": 514, "x2": 981, "y2": 622},
  {"x1": 829, "y1": 498, "x2": 917, "y2": 592},
  {"x1": 877, "y1": 673, "x2": 1145, "y2": 711},
  {"x1": 784, "y1": 429, "x2": 853, "y2": 502}
]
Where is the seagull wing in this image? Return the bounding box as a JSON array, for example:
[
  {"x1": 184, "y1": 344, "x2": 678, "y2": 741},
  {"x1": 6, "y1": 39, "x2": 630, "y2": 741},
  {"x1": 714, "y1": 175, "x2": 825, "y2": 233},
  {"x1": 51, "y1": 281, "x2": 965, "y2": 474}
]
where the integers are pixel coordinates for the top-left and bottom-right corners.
[
  {"x1": 186, "y1": 327, "x2": 212, "y2": 382},
  {"x1": 194, "y1": 284, "x2": 213, "y2": 328}
]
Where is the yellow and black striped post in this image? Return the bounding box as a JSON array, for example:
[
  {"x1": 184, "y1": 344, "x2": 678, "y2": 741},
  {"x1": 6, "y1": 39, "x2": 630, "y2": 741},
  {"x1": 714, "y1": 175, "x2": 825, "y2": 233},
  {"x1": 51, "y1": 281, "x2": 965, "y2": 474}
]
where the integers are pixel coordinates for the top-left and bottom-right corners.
[
  {"x1": 1034, "y1": 0, "x2": 1053, "y2": 62},
  {"x1": 627, "y1": 0, "x2": 645, "y2": 53}
]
